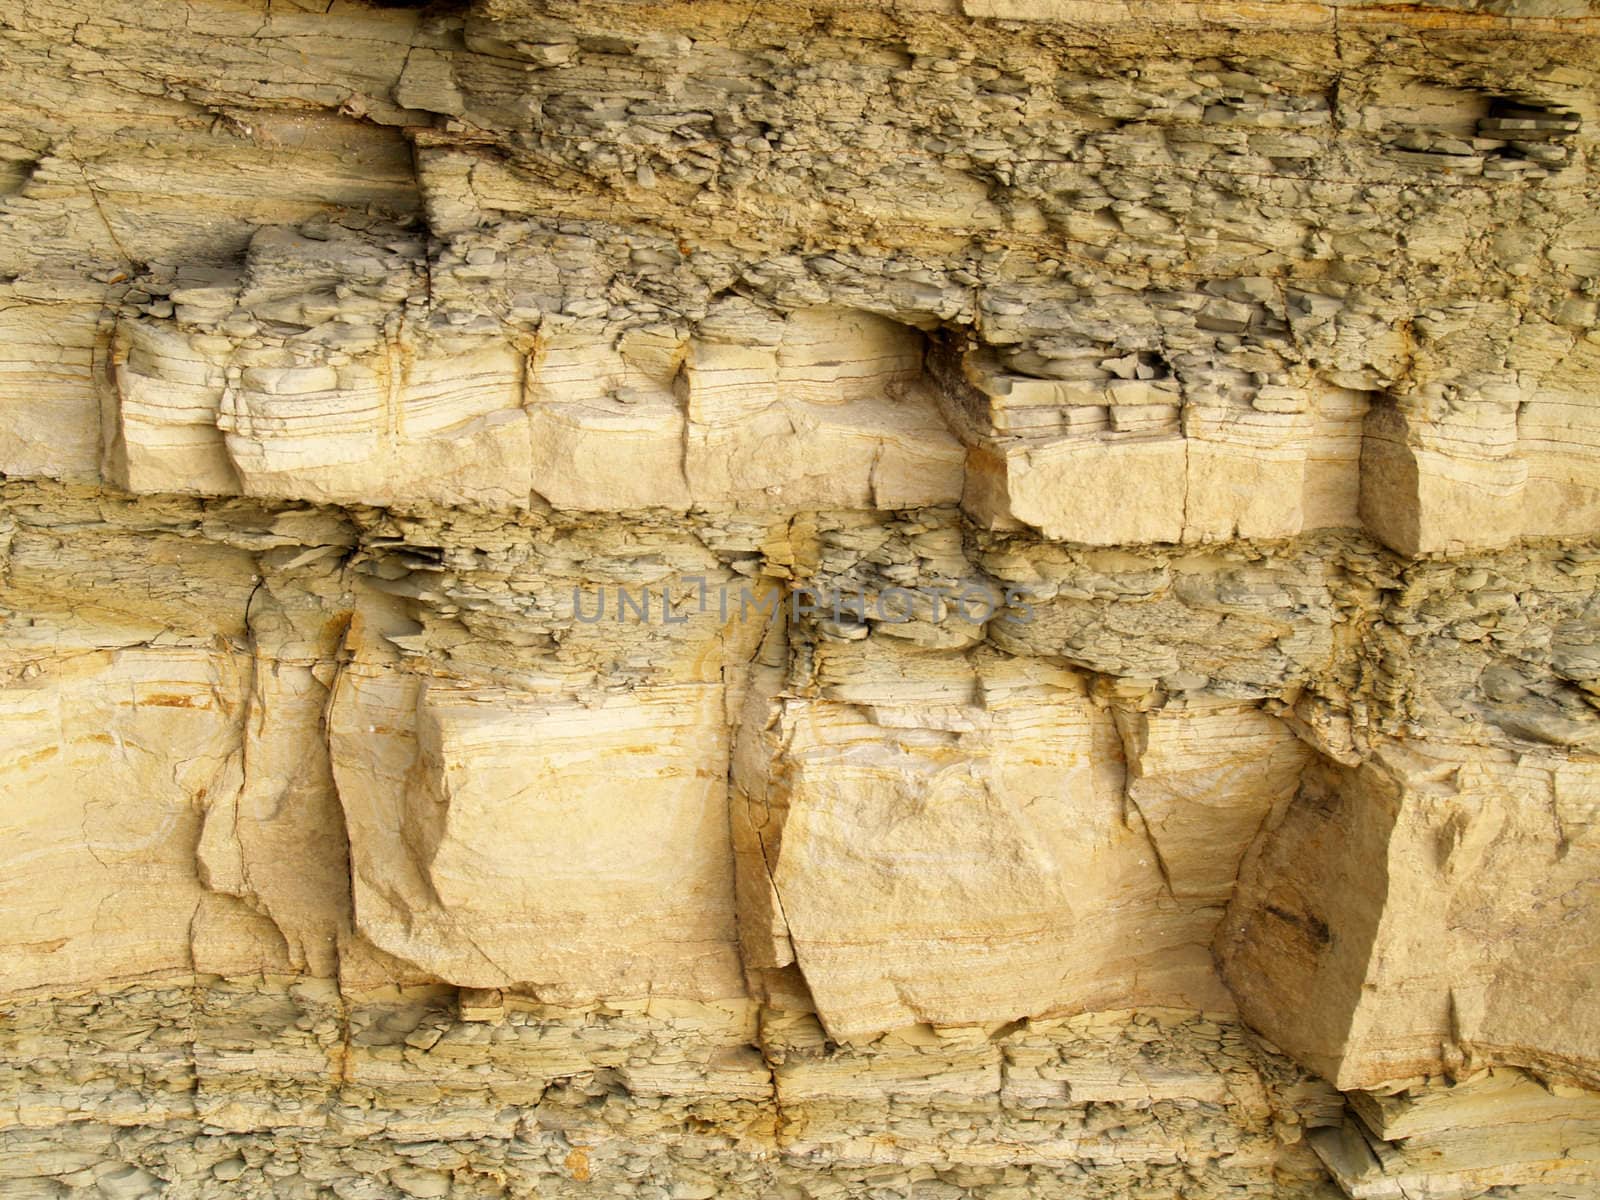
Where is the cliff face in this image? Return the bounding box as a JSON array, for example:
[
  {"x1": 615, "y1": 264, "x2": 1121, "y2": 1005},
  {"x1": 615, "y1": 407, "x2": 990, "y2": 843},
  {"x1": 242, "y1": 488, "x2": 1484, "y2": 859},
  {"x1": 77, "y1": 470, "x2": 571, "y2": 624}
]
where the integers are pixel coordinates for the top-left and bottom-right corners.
[{"x1": 2, "y1": 1, "x2": 1599, "y2": 1197}]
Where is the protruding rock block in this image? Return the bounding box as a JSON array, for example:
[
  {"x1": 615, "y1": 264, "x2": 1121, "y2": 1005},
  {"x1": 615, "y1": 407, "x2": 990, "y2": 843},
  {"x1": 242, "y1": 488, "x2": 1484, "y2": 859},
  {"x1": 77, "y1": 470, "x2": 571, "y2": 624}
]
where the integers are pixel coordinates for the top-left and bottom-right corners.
[
  {"x1": 681, "y1": 307, "x2": 964, "y2": 510},
  {"x1": 1360, "y1": 401, "x2": 1528, "y2": 555},
  {"x1": 1302, "y1": 385, "x2": 1372, "y2": 531},
  {"x1": 195, "y1": 662, "x2": 352, "y2": 978},
  {"x1": 329, "y1": 670, "x2": 744, "y2": 1003},
  {"x1": 222, "y1": 333, "x2": 532, "y2": 510},
  {"x1": 952, "y1": 349, "x2": 1187, "y2": 545},
  {"x1": 113, "y1": 225, "x2": 519, "y2": 507},
  {"x1": 987, "y1": 434, "x2": 1189, "y2": 546},
  {"x1": 0, "y1": 294, "x2": 101, "y2": 483},
  {"x1": 528, "y1": 394, "x2": 691, "y2": 510},
  {"x1": 113, "y1": 320, "x2": 238, "y2": 495},
  {"x1": 1218, "y1": 742, "x2": 1600, "y2": 1091},
  {"x1": 950, "y1": 355, "x2": 1366, "y2": 546},
  {"x1": 0, "y1": 649, "x2": 289, "y2": 994},
  {"x1": 114, "y1": 316, "x2": 534, "y2": 510},
  {"x1": 112, "y1": 275, "x2": 963, "y2": 515},
  {"x1": 1312, "y1": 1068, "x2": 1600, "y2": 1198},
  {"x1": 1519, "y1": 388, "x2": 1600, "y2": 537},
  {"x1": 1183, "y1": 406, "x2": 1312, "y2": 542},
  {"x1": 734, "y1": 646, "x2": 1316, "y2": 1040},
  {"x1": 1121, "y1": 702, "x2": 1313, "y2": 905},
  {"x1": 525, "y1": 330, "x2": 690, "y2": 510}
]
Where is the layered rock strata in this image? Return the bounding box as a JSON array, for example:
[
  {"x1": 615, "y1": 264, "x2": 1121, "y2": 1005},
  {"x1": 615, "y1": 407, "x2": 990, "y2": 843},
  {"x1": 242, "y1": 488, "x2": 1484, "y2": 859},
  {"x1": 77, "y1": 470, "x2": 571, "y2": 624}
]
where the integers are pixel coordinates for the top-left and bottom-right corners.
[{"x1": 1, "y1": 0, "x2": 1599, "y2": 1196}]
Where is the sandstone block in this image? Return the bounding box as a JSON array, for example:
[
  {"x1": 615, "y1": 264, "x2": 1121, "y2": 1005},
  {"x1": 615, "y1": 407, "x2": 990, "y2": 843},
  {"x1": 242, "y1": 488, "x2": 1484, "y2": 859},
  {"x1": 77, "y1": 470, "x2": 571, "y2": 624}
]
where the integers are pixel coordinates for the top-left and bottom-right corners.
[
  {"x1": 0, "y1": 648, "x2": 288, "y2": 996},
  {"x1": 328, "y1": 669, "x2": 744, "y2": 1003},
  {"x1": 1360, "y1": 403, "x2": 1528, "y2": 556},
  {"x1": 1219, "y1": 743, "x2": 1600, "y2": 1091}
]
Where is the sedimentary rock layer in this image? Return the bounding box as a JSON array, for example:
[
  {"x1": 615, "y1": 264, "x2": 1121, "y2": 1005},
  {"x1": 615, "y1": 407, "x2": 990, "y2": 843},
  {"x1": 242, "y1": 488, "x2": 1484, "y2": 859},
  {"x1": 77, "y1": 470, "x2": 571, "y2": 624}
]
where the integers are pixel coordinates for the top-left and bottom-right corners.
[{"x1": 1, "y1": 0, "x2": 1598, "y2": 1196}]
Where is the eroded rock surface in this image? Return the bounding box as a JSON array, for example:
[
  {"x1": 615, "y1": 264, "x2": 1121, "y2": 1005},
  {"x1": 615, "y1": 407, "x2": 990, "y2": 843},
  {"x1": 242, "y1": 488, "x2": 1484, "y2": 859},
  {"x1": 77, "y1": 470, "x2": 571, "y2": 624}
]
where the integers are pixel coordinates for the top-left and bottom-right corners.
[{"x1": 1, "y1": 0, "x2": 1598, "y2": 1196}]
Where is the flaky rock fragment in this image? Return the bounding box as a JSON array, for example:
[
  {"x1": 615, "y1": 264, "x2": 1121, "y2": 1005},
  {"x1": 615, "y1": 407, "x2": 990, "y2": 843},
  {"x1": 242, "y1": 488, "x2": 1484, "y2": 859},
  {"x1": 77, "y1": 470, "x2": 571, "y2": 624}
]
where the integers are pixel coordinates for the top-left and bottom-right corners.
[{"x1": 1312, "y1": 1067, "x2": 1600, "y2": 1198}]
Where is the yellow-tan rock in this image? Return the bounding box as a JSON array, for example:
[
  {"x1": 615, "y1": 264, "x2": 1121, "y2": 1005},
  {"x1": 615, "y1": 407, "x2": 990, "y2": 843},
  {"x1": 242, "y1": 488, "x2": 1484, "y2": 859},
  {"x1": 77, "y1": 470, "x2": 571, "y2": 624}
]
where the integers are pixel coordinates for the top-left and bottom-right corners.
[{"x1": 0, "y1": 0, "x2": 1598, "y2": 1195}]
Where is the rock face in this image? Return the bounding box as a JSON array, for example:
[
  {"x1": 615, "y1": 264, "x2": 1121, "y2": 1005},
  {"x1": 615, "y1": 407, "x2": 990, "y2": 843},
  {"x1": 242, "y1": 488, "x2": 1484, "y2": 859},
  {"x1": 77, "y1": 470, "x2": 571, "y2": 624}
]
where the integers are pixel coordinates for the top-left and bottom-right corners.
[{"x1": 1, "y1": 0, "x2": 1598, "y2": 1197}]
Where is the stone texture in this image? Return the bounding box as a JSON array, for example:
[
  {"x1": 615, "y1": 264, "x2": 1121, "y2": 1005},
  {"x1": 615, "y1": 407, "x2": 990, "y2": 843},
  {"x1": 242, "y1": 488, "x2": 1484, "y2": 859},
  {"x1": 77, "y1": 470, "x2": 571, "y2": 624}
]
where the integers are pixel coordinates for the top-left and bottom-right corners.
[
  {"x1": 0, "y1": 0, "x2": 1598, "y2": 1196},
  {"x1": 1218, "y1": 743, "x2": 1600, "y2": 1093},
  {"x1": 328, "y1": 669, "x2": 746, "y2": 1001}
]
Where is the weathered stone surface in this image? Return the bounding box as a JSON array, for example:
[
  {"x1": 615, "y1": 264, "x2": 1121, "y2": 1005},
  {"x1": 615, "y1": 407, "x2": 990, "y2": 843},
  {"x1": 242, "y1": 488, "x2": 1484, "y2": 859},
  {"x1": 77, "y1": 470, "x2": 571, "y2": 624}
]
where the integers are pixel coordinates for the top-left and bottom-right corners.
[
  {"x1": 329, "y1": 668, "x2": 746, "y2": 1001},
  {"x1": 733, "y1": 646, "x2": 1315, "y2": 1039},
  {"x1": 0, "y1": 647, "x2": 290, "y2": 994},
  {"x1": 1219, "y1": 742, "x2": 1600, "y2": 1093},
  {"x1": 1, "y1": 0, "x2": 1598, "y2": 1195},
  {"x1": 1312, "y1": 1067, "x2": 1600, "y2": 1198}
]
